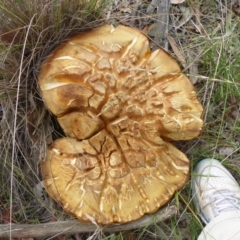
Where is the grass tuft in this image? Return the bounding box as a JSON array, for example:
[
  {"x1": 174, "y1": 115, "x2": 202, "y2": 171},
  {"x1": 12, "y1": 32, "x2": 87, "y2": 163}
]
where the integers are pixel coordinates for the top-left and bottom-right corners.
[{"x1": 0, "y1": 0, "x2": 108, "y2": 226}]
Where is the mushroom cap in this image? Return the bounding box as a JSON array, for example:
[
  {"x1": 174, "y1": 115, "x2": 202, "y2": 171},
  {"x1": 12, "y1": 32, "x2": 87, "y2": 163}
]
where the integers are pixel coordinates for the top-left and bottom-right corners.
[
  {"x1": 39, "y1": 24, "x2": 203, "y2": 224},
  {"x1": 41, "y1": 136, "x2": 189, "y2": 224}
]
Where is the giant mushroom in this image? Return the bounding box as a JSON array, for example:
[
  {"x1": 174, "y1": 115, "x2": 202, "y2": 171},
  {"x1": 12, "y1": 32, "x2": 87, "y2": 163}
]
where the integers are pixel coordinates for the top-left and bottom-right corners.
[{"x1": 39, "y1": 24, "x2": 203, "y2": 225}]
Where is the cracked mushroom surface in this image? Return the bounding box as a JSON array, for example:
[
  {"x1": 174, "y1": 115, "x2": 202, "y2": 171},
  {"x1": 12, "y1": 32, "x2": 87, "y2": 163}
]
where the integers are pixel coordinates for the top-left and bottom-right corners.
[{"x1": 39, "y1": 24, "x2": 203, "y2": 224}]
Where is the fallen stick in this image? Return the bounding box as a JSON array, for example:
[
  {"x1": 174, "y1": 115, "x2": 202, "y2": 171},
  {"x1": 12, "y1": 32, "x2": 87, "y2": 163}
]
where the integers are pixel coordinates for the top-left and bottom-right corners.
[{"x1": 0, "y1": 205, "x2": 177, "y2": 238}]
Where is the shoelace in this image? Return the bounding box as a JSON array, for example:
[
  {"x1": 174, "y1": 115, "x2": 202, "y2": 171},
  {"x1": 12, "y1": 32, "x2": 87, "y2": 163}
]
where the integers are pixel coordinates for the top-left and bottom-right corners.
[{"x1": 211, "y1": 191, "x2": 240, "y2": 216}]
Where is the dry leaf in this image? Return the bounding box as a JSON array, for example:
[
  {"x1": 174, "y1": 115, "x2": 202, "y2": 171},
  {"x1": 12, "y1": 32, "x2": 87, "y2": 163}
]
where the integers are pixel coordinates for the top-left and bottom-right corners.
[
  {"x1": 171, "y1": 0, "x2": 185, "y2": 4},
  {"x1": 192, "y1": 5, "x2": 203, "y2": 33},
  {"x1": 186, "y1": 50, "x2": 200, "y2": 85},
  {"x1": 232, "y1": 109, "x2": 240, "y2": 122},
  {"x1": 226, "y1": 96, "x2": 240, "y2": 121},
  {"x1": 233, "y1": 1, "x2": 240, "y2": 15},
  {"x1": 32, "y1": 181, "x2": 45, "y2": 199},
  {"x1": 27, "y1": 111, "x2": 39, "y2": 143},
  {"x1": 0, "y1": 208, "x2": 17, "y2": 224},
  {"x1": 125, "y1": 231, "x2": 138, "y2": 240},
  {"x1": 219, "y1": 146, "x2": 235, "y2": 157},
  {"x1": 167, "y1": 35, "x2": 186, "y2": 67},
  {"x1": 175, "y1": 5, "x2": 194, "y2": 29}
]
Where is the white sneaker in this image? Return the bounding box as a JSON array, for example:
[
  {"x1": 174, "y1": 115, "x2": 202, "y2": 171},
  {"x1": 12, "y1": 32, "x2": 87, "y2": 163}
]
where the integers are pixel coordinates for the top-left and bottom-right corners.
[{"x1": 192, "y1": 158, "x2": 240, "y2": 224}]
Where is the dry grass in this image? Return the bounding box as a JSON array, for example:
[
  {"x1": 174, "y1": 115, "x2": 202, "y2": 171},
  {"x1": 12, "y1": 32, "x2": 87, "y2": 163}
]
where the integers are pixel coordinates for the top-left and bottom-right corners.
[{"x1": 1, "y1": 0, "x2": 240, "y2": 239}]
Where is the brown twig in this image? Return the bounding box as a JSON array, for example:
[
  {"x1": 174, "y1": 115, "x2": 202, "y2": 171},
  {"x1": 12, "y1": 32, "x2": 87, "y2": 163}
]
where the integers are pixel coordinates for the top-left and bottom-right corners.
[{"x1": 0, "y1": 205, "x2": 177, "y2": 238}]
